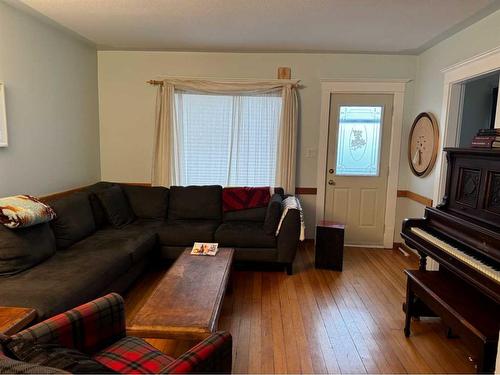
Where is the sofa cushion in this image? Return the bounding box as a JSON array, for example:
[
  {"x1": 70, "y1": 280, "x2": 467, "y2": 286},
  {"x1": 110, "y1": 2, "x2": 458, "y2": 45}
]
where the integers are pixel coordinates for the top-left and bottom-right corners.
[
  {"x1": 158, "y1": 220, "x2": 219, "y2": 247},
  {"x1": 49, "y1": 192, "x2": 96, "y2": 249},
  {"x1": 215, "y1": 222, "x2": 276, "y2": 248},
  {"x1": 96, "y1": 186, "x2": 135, "y2": 228},
  {"x1": 94, "y1": 336, "x2": 173, "y2": 374},
  {"x1": 96, "y1": 223, "x2": 159, "y2": 264},
  {"x1": 121, "y1": 185, "x2": 168, "y2": 219},
  {"x1": 263, "y1": 194, "x2": 283, "y2": 235},
  {"x1": 0, "y1": 223, "x2": 55, "y2": 276},
  {"x1": 168, "y1": 186, "x2": 222, "y2": 221},
  {"x1": 0, "y1": 237, "x2": 132, "y2": 319},
  {"x1": 81, "y1": 182, "x2": 115, "y2": 228},
  {"x1": 223, "y1": 207, "x2": 267, "y2": 222}
]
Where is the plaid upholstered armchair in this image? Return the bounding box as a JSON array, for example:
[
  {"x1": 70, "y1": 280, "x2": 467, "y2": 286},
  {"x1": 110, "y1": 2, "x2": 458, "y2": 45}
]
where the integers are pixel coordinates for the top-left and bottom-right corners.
[{"x1": 0, "y1": 293, "x2": 232, "y2": 374}]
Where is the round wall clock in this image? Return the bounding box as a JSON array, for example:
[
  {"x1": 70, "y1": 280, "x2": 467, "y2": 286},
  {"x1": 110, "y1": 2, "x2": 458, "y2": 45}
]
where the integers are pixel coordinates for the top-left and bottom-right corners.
[{"x1": 408, "y1": 112, "x2": 439, "y2": 177}]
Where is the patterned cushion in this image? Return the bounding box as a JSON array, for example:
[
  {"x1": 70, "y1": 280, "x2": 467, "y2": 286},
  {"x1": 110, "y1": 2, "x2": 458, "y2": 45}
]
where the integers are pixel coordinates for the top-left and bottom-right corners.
[
  {"x1": 11, "y1": 293, "x2": 125, "y2": 355},
  {"x1": 5, "y1": 340, "x2": 116, "y2": 373},
  {"x1": 94, "y1": 336, "x2": 174, "y2": 374},
  {"x1": 0, "y1": 354, "x2": 68, "y2": 374},
  {"x1": 0, "y1": 195, "x2": 56, "y2": 229}
]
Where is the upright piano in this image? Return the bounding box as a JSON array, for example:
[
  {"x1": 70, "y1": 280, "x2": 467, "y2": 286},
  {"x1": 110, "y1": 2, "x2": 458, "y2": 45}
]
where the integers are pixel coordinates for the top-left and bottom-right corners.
[{"x1": 401, "y1": 148, "x2": 500, "y2": 373}]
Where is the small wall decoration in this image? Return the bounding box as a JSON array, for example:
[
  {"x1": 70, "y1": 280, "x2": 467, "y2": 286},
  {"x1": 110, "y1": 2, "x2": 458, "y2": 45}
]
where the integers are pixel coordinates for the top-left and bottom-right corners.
[
  {"x1": 0, "y1": 83, "x2": 7, "y2": 147},
  {"x1": 408, "y1": 112, "x2": 439, "y2": 177}
]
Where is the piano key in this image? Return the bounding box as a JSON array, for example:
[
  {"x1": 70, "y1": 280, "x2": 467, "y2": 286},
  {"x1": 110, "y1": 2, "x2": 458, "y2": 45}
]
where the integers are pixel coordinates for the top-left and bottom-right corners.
[{"x1": 410, "y1": 227, "x2": 500, "y2": 283}]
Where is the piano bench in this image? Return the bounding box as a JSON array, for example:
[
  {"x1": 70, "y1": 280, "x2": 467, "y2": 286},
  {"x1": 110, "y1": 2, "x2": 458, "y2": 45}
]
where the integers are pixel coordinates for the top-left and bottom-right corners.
[{"x1": 404, "y1": 269, "x2": 499, "y2": 373}]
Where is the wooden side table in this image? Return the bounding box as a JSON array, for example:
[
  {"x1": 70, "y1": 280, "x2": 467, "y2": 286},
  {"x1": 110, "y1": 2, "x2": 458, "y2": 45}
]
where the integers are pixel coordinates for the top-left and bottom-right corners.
[
  {"x1": 0, "y1": 307, "x2": 37, "y2": 335},
  {"x1": 315, "y1": 220, "x2": 345, "y2": 271}
]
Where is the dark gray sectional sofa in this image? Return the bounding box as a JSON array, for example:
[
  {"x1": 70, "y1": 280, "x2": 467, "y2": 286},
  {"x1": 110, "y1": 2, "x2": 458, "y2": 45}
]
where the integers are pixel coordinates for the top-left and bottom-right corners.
[{"x1": 0, "y1": 182, "x2": 301, "y2": 320}]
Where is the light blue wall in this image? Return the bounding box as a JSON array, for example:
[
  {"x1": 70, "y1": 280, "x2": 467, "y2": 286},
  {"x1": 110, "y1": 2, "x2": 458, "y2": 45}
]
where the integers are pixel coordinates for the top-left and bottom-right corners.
[
  {"x1": 406, "y1": 9, "x2": 500, "y2": 198},
  {"x1": 0, "y1": 2, "x2": 100, "y2": 196}
]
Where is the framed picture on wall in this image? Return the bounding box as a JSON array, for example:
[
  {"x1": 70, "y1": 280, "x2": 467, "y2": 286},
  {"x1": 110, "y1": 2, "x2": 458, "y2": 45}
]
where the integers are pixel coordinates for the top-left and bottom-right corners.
[{"x1": 0, "y1": 83, "x2": 7, "y2": 147}]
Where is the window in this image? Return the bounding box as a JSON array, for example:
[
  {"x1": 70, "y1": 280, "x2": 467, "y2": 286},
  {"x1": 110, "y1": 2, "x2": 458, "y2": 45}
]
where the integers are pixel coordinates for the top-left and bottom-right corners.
[
  {"x1": 335, "y1": 106, "x2": 383, "y2": 176},
  {"x1": 174, "y1": 91, "x2": 282, "y2": 186}
]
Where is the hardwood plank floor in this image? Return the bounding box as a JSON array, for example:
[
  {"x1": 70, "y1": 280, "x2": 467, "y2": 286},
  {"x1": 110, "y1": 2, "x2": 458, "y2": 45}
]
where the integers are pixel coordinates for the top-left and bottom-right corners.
[{"x1": 124, "y1": 244, "x2": 476, "y2": 373}]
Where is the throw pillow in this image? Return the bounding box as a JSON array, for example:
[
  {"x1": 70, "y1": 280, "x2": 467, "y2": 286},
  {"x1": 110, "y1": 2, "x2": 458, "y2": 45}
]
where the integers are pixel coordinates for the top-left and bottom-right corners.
[
  {"x1": 263, "y1": 193, "x2": 283, "y2": 235},
  {"x1": 5, "y1": 338, "x2": 117, "y2": 374},
  {"x1": 0, "y1": 195, "x2": 56, "y2": 229},
  {"x1": 95, "y1": 186, "x2": 135, "y2": 228},
  {"x1": 49, "y1": 192, "x2": 96, "y2": 249}
]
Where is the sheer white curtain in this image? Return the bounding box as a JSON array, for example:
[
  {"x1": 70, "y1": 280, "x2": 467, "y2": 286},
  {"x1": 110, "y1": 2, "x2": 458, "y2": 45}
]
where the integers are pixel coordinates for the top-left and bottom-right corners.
[{"x1": 152, "y1": 79, "x2": 299, "y2": 193}]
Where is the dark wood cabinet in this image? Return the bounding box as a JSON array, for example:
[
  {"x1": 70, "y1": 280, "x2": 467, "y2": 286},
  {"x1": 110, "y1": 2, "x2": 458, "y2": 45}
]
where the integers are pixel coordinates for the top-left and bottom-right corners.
[{"x1": 315, "y1": 221, "x2": 344, "y2": 271}]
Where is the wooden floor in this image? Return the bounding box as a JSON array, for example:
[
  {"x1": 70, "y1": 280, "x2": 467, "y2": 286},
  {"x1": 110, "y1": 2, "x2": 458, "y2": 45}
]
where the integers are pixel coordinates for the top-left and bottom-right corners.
[{"x1": 124, "y1": 244, "x2": 476, "y2": 374}]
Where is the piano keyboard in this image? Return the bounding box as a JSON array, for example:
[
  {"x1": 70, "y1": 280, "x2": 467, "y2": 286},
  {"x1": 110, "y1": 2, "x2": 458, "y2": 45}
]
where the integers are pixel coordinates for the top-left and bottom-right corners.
[{"x1": 410, "y1": 227, "x2": 500, "y2": 284}]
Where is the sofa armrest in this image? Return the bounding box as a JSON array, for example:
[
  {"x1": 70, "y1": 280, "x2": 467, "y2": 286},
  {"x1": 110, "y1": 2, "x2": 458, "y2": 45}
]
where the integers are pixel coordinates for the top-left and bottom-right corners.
[
  {"x1": 277, "y1": 208, "x2": 301, "y2": 264},
  {"x1": 160, "y1": 331, "x2": 232, "y2": 374},
  {"x1": 11, "y1": 293, "x2": 126, "y2": 355}
]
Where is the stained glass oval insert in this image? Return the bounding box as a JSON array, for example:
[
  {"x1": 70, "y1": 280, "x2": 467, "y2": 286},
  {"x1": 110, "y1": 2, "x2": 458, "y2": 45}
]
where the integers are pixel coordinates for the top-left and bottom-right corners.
[{"x1": 335, "y1": 106, "x2": 383, "y2": 176}]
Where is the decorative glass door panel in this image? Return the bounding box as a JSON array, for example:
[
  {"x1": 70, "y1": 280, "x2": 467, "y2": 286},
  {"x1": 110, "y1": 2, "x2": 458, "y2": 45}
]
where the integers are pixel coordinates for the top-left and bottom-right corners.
[{"x1": 335, "y1": 106, "x2": 383, "y2": 176}]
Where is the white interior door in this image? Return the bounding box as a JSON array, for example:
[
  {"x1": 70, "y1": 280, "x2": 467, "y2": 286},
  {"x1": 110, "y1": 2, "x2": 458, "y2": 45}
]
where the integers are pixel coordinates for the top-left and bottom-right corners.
[{"x1": 324, "y1": 94, "x2": 393, "y2": 246}]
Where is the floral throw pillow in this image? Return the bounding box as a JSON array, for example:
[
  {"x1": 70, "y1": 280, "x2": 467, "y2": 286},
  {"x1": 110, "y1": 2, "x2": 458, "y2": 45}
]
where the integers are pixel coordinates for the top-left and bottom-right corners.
[{"x1": 0, "y1": 195, "x2": 56, "y2": 229}]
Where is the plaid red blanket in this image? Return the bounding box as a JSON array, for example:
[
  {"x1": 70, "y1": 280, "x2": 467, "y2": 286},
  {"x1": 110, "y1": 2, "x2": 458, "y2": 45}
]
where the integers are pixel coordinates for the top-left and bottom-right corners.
[{"x1": 222, "y1": 187, "x2": 271, "y2": 212}]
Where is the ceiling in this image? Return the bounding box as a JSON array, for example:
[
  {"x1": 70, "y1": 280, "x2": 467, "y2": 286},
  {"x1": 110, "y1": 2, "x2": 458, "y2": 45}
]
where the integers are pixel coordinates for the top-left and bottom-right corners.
[{"x1": 14, "y1": 0, "x2": 500, "y2": 54}]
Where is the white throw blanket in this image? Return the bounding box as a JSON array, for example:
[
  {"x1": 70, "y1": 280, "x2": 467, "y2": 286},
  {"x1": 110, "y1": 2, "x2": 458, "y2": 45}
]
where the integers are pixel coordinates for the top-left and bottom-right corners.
[{"x1": 276, "y1": 196, "x2": 305, "y2": 241}]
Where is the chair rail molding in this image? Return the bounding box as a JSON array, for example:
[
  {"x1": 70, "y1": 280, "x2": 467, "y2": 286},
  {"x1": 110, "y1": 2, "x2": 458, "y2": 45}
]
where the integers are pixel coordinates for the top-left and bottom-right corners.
[{"x1": 316, "y1": 79, "x2": 410, "y2": 248}]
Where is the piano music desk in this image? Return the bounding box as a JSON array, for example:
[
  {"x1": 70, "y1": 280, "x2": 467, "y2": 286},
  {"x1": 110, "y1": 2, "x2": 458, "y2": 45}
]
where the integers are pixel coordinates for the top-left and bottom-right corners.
[{"x1": 404, "y1": 269, "x2": 499, "y2": 373}]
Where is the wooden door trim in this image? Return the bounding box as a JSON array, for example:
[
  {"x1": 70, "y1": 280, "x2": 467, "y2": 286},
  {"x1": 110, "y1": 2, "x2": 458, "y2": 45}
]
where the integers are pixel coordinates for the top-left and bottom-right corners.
[{"x1": 316, "y1": 79, "x2": 410, "y2": 248}]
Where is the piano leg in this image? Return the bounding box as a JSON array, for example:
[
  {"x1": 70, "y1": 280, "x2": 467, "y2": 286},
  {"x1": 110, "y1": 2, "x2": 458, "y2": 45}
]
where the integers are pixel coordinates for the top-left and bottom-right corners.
[
  {"x1": 404, "y1": 278, "x2": 415, "y2": 337},
  {"x1": 418, "y1": 251, "x2": 427, "y2": 271}
]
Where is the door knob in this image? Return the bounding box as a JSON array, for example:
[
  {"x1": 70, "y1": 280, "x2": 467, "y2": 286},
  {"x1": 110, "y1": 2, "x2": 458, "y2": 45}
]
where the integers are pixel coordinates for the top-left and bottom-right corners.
[
  {"x1": 329, "y1": 168, "x2": 334, "y2": 174},
  {"x1": 328, "y1": 180, "x2": 335, "y2": 185}
]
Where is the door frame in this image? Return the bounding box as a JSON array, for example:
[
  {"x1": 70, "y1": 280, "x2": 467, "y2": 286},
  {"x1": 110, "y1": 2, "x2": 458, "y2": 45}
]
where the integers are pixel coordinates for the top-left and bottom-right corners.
[
  {"x1": 433, "y1": 46, "x2": 500, "y2": 206},
  {"x1": 316, "y1": 79, "x2": 409, "y2": 248}
]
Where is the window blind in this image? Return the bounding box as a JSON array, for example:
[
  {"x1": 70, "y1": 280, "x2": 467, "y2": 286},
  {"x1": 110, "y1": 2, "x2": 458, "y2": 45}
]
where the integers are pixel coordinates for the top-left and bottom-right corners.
[{"x1": 174, "y1": 91, "x2": 282, "y2": 186}]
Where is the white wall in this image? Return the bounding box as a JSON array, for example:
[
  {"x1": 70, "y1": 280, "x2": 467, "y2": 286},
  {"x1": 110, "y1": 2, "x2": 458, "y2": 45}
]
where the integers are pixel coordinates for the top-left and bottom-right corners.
[
  {"x1": 98, "y1": 51, "x2": 416, "y2": 238},
  {"x1": 0, "y1": 2, "x2": 100, "y2": 197}
]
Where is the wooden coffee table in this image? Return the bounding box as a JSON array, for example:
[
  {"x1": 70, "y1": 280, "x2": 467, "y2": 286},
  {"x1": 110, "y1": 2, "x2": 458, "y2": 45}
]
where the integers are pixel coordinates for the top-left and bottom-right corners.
[
  {"x1": 128, "y1": 247, "x2": 234, "y2": 340},
  {"x1": 0, "y1": 307, "x2": 37, "y2": 335}
]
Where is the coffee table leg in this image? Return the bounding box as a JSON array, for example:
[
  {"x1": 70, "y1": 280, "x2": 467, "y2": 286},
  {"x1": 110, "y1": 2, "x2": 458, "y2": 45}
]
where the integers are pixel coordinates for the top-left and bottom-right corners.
[{"x1": 227, "y1": 268, "x2": 234, "y2": 293}]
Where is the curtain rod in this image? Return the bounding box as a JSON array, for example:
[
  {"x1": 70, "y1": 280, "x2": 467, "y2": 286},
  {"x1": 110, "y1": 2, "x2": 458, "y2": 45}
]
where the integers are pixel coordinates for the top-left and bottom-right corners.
[
  {"x1": 146, "y1": 78, "x2": 301, "y2": 86},
  {"x1": 147, "y1": 80, "x2": 164, "y2": 85}
]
